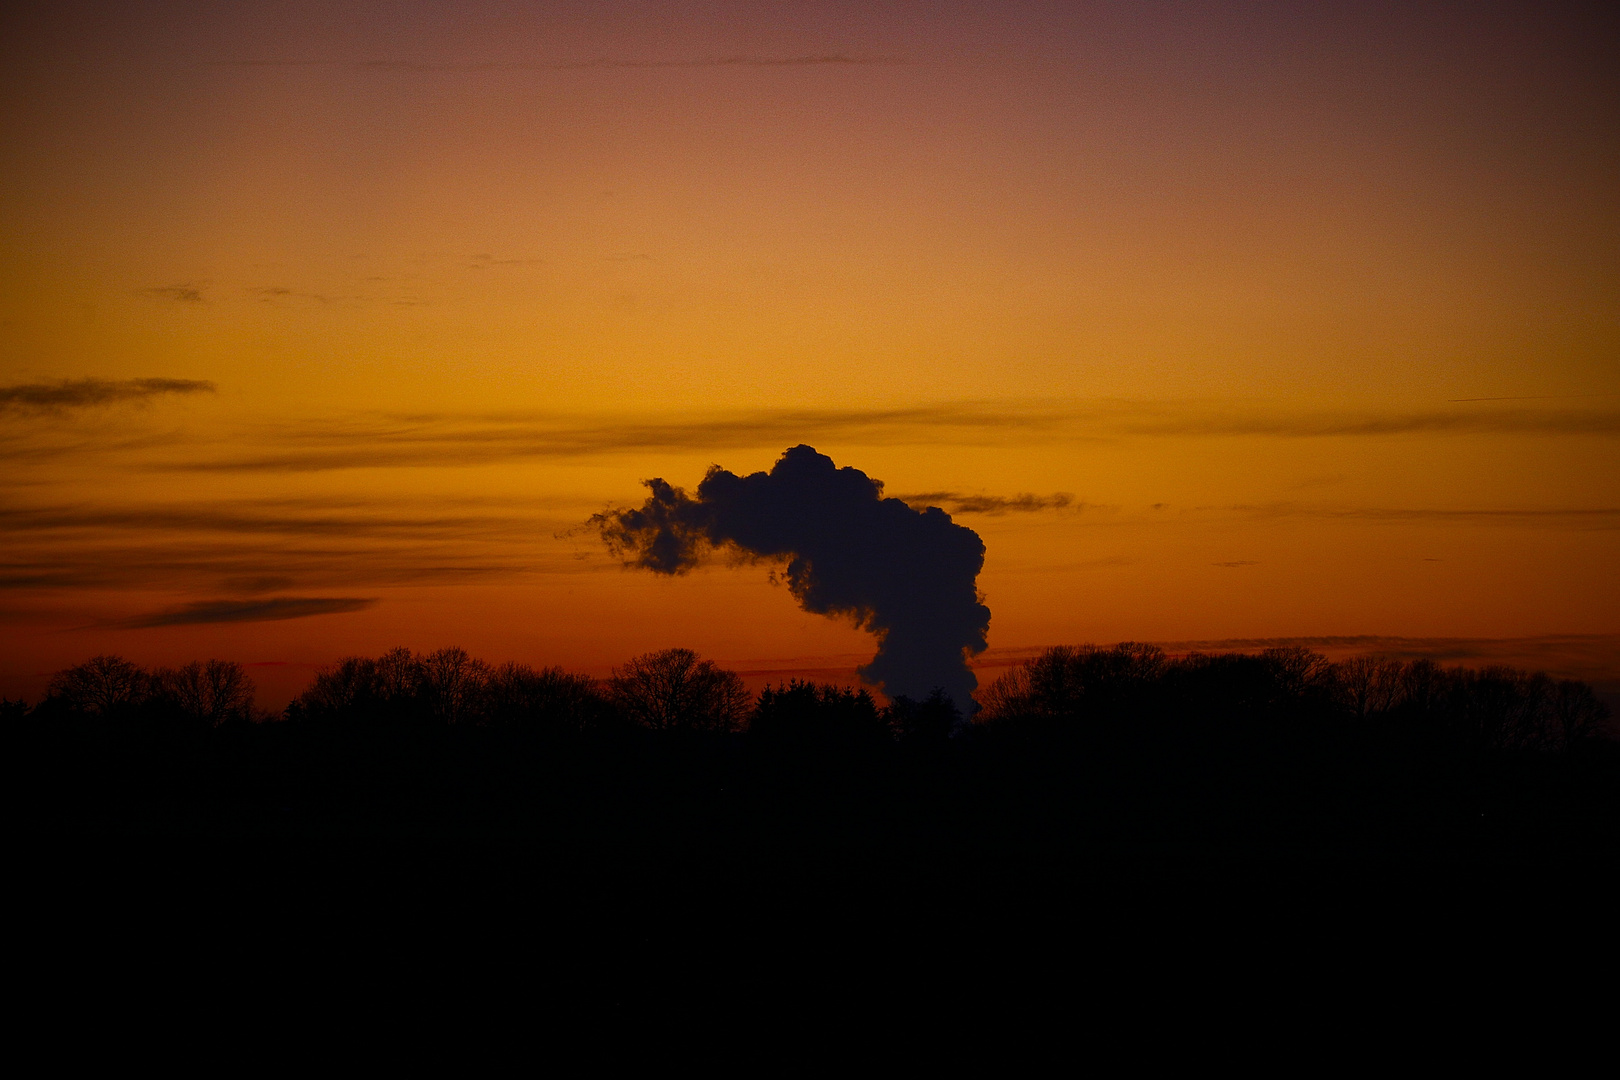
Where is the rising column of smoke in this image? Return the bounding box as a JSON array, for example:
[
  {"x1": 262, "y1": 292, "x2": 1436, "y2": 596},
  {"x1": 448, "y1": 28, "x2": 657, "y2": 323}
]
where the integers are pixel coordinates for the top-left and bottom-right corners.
[{"x1": 592, "y1": 445, "x2": 991, "y2": 711}]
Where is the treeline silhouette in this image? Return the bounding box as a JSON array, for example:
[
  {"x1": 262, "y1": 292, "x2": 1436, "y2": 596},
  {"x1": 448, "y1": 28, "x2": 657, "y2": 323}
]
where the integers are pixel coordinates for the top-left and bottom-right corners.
[
  {"x1": 978, "y1": 644, "x2": 1609, "y2": 752},
  {"x1": 4, "y1": 643, "x2": 1615, "y2": 860}
]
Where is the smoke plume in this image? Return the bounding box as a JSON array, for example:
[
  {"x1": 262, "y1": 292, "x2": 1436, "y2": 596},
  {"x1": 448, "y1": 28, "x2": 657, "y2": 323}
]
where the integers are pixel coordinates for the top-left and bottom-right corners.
[{"x1": 594, "y1": 445, "x2": 990, "y2": 711}]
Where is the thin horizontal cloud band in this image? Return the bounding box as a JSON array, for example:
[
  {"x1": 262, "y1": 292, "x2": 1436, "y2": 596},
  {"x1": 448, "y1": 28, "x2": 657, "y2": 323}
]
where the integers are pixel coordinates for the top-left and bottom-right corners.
[
  {"x1": 0, "y1": 504, "x2": 569, "y2": 538},
  {"x1": 7, "y1": 507, "x2": 1610, "y2": 599},
  {"x1": 7, "y1": 496, "x2": 1612, "y2": 543},
  {"x1": 0, "y1": 561, "x2": 518, "y2": 593},
  {"x1": 897, "y1": 492, "x2": 1076, "y2": 514},
  {"x1": 1230, "y1": 505, "x2": 1620, "y2": 526},
  {"x1": 1142, "y1": 633, "x2": 1620, "y2": 653},
  {"x1": 114, "y1": 597, "x2": 377, "y2": 628},
  {"x1": 140, "y1": 403, "x2": 1620, "y2": 473},
  {"x1": 0, "y1": 494, "x2": 1081, "y2": 534},
  {"x1": 0, "y1": 378, "x2": 215, "y2": 414},
  {"x1": 0, "y1": 539, "x2": 542, "y2": 591}
]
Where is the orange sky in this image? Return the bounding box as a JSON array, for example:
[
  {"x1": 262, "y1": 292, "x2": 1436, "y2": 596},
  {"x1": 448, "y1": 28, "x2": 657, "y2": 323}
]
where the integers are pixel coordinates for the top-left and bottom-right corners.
[{"x1": 2, "y1": 1, "x2": 1616, "y2": 706}]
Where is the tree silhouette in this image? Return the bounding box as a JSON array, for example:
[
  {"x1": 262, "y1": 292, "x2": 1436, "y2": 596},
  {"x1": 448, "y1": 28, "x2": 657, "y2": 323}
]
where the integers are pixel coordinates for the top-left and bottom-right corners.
[
  {"x1": 419, "y1": 647, "x2": 491, "y2": 725},
  {"x1": 752, "y1": 679, "x2": 888, "y2": 750},
  {"x1": 374, "y1": 646, "x2": 422, "y2": 702},
  {"x1": 289, "y1": 647, "x2": 618, "y2": 731},
  {"x1": 159, "y1": 660, "x2": 255, "y2": 727},
  {"x1": 1552, "y1": 679, "x2": 1607, "y2": 749},
  {"x1": 1337, "y1": 656, "x2": 1406, "y2": 720},
  {"x1": 46, "y1": 655, "x2": 151, "y2": 716},
  {"x1": 6, "y1": 641, "x2": 1616, "y2": 871},
  {"x1": 484, "y1": 662, "x2": 610, "y2": 732},
  {"x1": 976, "y1": 643, "x2": 1167, "y2": 726},
  {"x1": 292, "y1": 655, "x2": 389, "y2": 720},
  {"x1": 609, "y1": 648, "x2": 749, "y2": 734},
  {"x1": 885, "y1": 689, "x2": 961, "y2": 743},
  {"x1": 1259, "y1": 647, "x2": 1338, "y2": 702}
]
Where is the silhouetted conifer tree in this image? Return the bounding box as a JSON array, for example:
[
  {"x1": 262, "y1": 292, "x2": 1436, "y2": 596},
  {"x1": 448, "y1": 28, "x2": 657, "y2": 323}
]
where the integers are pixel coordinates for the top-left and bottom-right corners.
[{"x1": 752, "y1": 680, "x2": 888, "y2": 750}]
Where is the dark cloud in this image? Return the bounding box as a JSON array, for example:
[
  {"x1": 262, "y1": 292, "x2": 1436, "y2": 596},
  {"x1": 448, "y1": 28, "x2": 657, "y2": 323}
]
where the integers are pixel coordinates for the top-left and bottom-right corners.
[
  {"x1": 0, "y1": 378, "x2": 215, "y2": 415},
  {"x1": 118, "y1": 597, "x2": 376, "y2": 628},
  {"x1": 594, "y1": 445, "x2": 990, "y2": 711},
  {"x1": 898, "y1": 492, "x2": 1074, "y2": 515}
]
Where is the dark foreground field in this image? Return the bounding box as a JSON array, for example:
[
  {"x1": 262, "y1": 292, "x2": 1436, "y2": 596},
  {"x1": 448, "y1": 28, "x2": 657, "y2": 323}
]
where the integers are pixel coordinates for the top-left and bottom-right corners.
[{"x1": 7, "y1": 644, "x2": 1619, "y2": 1009}]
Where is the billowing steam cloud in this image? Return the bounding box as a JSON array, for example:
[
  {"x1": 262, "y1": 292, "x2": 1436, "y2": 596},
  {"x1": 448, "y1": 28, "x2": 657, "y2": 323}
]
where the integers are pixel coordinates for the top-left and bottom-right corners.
[{"x1": 593, "y1": 445, "x2": 990, "y2": 711}]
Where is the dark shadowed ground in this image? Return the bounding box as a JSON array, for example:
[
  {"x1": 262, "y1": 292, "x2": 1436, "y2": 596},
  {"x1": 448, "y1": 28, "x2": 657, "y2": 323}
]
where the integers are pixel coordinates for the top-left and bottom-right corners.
[{"x1": 7, "y1": 644, "x2": 1618, "y2": 1012}]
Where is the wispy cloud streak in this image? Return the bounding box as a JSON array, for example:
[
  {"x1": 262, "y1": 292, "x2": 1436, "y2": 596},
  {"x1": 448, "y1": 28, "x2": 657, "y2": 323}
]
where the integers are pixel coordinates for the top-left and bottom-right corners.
[
  {"x1": 0, "y1": 378, "x2": 215, "y2": 416},
  {"x1": 0, "y1": 493, "x2": 603, "y2": 593},
  {"x1": 1114, "y1": 408, "x2": 1620, "y2": 438},
  {"x1": 1230, "y1": 504, "x2": 1620, "y2": 528},
  {"x1": 0, "y1": 501, "x2": 568, "y2": 539},
  {"x1": 145, "y1": 402, "x2": 1620, "y2": 474},
  {"x1": 5, "y1": 398, "x2": 1615, "y2": 475},
  {"x1": 116, "y1": 597, "x2": 376, "y2": 628},
  {"x1": 142, "y1": 286, "x2": 203, "y2": 302},
  {"x1": 157, "y1": 405, "x2": 1062, "y2": 472},
  {"x1": 0, "y1": 548, "x2": 526, "y2": 592},
  {"x1": 898, "y1": 492, "x2": 1074, "y2": 515}
]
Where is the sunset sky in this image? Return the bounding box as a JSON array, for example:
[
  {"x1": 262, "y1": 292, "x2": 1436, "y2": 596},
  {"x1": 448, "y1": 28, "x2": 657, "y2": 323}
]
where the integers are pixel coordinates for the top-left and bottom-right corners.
[{"x1": 2, "y1": 1, "x2": 1616, "y2": 707}]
